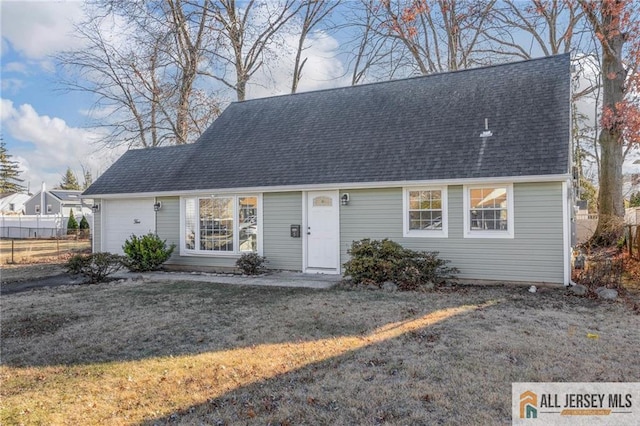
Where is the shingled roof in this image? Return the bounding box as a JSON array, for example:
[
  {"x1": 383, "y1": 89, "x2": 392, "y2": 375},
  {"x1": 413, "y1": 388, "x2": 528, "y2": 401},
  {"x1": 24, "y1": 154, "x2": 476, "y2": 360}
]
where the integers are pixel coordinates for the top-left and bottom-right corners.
[{"x1": 83, "y1": 54, "x2": 570, "y2": 196}]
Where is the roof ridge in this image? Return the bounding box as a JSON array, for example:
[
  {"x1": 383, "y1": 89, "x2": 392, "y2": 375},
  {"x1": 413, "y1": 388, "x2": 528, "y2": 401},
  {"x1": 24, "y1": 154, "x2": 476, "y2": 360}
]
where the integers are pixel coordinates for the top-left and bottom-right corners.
[
  {"x1": 121, "y1": 143, "x2": 198, "y2": 155},
  {"x1": 234, "y1": 53, "x2": 570, "y2": 105}
]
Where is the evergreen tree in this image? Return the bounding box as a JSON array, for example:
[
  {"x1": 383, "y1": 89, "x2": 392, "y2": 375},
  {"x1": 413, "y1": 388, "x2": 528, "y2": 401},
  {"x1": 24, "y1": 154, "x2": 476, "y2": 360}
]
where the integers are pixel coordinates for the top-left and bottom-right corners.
[
  {"x1": 82, "y1": 168, "x2": 93, "y2": 190},
  {"x1": 630, "y1": 192, "x2": 640, "y2": 208},
  {"x1": 79, "y1": 215, "x2": 90, "y2": 229},
  {"x1": 67, "y1": 208, "x2": 79, "y2": 234},
  {"x1": 59, "y1": 167, "x2": 81, "y2": 190},
  {"x1": 0, "y1": 139, "x2": 25, "y2": 193}
]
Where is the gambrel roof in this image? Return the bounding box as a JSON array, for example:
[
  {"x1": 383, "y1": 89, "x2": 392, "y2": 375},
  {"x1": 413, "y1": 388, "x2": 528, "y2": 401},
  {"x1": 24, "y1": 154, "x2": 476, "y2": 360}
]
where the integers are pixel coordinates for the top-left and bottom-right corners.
[{"x1": 83, "y1": 54, "x2": 570, "y2": 196}]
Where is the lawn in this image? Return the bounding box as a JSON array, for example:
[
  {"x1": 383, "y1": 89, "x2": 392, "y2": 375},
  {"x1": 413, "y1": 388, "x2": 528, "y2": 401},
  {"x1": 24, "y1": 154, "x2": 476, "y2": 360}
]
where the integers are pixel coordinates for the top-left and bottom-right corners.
[
  {"x1": 1, "y1": 278, "x2": 638, "y2": 425},
  {"x1": 0, "y1": 238, "x2": 91, "y2": 265}
]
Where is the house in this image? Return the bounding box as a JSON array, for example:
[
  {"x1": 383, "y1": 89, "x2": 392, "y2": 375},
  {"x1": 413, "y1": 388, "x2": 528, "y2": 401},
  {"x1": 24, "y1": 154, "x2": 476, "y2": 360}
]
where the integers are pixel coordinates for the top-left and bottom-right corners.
[
  {"x1": 0, "y1": 192, "x2": 31, "y2": 215},
  {"x1": 83, "y1": 54, "x2": 573, "y2": 285},
  {"x1": 25, "y1": 184, "x2": 92, "y2": 217}
]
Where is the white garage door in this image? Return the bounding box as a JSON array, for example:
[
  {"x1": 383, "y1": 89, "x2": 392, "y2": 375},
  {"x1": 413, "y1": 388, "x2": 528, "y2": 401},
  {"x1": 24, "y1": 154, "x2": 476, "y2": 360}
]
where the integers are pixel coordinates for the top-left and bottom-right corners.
[{"x1": 103, "y1": 198, "x2": 156, "y2": 254}]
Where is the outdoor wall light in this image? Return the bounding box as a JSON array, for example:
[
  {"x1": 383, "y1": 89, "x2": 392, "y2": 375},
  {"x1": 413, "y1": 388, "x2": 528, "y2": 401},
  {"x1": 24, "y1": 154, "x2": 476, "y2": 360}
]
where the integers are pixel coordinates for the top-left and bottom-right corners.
[
  {"x1": 92, "y1": 204, "x2": 100, "y2": 212},
  {"x1": 154, "y1": 201, "x2": 162, "y2": 212},
  {"x1": 341, "y1": 193, "x2": 350, "y2": 206}
]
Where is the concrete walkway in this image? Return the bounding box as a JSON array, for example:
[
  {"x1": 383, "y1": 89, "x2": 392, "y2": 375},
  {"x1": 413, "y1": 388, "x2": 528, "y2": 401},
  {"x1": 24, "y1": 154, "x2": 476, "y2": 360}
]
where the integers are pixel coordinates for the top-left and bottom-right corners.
[{"x1": 113, "y1": 270, "x2": 341, "y2": 289}]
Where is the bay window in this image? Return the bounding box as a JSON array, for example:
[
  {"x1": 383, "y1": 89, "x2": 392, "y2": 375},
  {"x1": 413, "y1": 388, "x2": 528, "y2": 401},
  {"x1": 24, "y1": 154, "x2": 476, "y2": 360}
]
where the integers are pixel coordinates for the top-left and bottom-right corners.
[{"x1": 183, "y1": 195, "x2": 260, "y2": 254}]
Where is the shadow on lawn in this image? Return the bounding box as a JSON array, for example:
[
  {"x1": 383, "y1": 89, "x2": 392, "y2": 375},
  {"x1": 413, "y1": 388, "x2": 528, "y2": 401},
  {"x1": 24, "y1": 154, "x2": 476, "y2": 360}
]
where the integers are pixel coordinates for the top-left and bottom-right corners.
[
  {"x1": 136, "y1": 300, "x2": 504, "y2": 425},
  {"x1": 0, "y1": 283, "x2": 578, "y2": 369},
  {"x1": 2, "y1": 296, "x2": 506, "y2": 425},
  {"x1": 6, "y1": 284, "x2": 631, "y2": 425}
]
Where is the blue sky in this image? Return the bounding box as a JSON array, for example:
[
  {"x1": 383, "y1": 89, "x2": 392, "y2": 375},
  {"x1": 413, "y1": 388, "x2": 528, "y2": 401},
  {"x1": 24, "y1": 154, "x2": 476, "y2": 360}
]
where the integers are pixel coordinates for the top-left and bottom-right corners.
[{"x1": 1, "y1": 1, "x2": 116, "y2": 191}]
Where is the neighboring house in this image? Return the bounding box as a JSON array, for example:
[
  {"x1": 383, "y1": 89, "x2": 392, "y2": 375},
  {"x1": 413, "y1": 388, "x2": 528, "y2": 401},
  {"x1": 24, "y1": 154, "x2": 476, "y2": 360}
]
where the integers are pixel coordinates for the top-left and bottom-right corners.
[
  {"x1": 83, "y1": 54, "x2": 573, "y2": 285},
  {"x1": 25, "y1": 185, "x2": 92, "y2": 217},
  {"x1": 0, "y1": 193, "x2": 31, "y2": 215}
]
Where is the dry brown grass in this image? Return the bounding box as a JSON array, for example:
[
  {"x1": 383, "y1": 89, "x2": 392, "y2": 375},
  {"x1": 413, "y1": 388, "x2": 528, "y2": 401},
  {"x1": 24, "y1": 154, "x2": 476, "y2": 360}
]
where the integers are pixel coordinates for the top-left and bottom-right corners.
[
  {"x1": 1, "y1": 279, "x2": 638, "y2": 425},
  {"x1": 0, "y1": 239, "x2": 91, "y2": 265}
]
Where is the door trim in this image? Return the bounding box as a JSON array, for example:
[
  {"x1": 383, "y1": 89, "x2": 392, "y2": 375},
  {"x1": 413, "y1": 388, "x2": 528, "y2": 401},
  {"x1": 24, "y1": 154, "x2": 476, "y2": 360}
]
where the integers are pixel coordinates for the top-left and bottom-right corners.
[{"x1": 302, "y1": 190, "x2": 340, "y2": 274}]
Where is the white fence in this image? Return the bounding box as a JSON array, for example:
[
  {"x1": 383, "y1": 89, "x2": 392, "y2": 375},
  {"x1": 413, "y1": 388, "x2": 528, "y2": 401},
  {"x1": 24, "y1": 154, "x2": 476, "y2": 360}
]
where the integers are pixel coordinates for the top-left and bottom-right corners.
[
  {"x1": 626, "y1": 207, "x2": 640, "y2": 225},
  {"x1": 0, "y1": 214, "x2": 91, "y2": 238}
]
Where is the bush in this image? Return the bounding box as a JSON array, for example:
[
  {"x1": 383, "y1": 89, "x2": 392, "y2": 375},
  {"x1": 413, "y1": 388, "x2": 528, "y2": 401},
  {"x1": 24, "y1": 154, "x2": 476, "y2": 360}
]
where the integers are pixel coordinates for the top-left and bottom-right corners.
[
  {"x1": 78, "y1": 215, "x2": 91, "y2": 239},
  {"x1": 343, "y1": 238, "x2": 458, "y2": 290},
  {"x1": 79, "y1": 215, "x2": 90, "y2": 230},
  {"x1": 66, "y1": 252, "x2": 125, "y2": 283},
  {"x1": 236, "y1": 252, "x2": 268, "y2": 275},
  {"x1": 573, "y1": 251, "x2": 623, "y2": 288},
  {"x1": 122, "y1": 233, "x2": 175, "y2": 272},
  {"x1": 67, "y1": 209, "x2": 79, "y2": 235}
]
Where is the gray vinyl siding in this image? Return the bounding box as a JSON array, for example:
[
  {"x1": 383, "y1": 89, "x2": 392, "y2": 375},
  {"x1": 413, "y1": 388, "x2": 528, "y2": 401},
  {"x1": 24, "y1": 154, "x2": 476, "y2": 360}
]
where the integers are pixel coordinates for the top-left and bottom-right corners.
[
  {"x1": 92, "y1": 203, "x2": 101, "y2": 252},
  {"x1": 340, "y1": 183, "x2": 565, "y2": 284},
  {"x1": 155, "y1": 196, "x2": 179, "y2": 260},
  {"x1": 263, "y1": 192, "x2": 303, "y2": 271},
  {"x1": 24, "y1": 193, "x2": 61, "y2": 215}
]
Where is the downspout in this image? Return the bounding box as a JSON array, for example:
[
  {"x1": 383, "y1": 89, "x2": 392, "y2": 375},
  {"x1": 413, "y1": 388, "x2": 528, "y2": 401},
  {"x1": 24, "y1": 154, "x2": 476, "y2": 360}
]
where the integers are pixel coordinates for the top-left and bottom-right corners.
[{"x1": 562, "y1": 180, "x2": 572, "y2": 286}]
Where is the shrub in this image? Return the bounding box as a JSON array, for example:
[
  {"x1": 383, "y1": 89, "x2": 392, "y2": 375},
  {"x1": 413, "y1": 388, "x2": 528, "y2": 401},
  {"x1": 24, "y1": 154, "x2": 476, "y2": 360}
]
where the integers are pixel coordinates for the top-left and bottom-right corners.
[
  {"x1": 79, "y1": 215, "x2": 90, "y2": 230},
  {"x1": 236, "y1": 252, "x2": 268, "y2": 275},
  {"x1": 343, "y1": 238, "x2": 458, "y2": 290},
  {"x1": 78, "y1": 215, "x2": 90, "y2": 239},
  {"x1": 122, "y1": 233, "x2": 175, "y2": 272},
  {"x1": 573, "y1": 251, "x2": 623, "y2": 288},
  {"x1": 67, "y1": 209, "x2": 79, "y2": 235},
  {"x1": 66, "y1": 252, "x2": 125, "y2": 283}
]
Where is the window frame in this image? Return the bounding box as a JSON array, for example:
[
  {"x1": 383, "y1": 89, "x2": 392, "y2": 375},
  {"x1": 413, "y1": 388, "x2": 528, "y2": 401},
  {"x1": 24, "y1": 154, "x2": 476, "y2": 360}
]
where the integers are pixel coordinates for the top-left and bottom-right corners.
[
  {"x1": 463, "y1": 183, "x2": 514, "y2": 239},
  {"x1": 402, "y1": 186, "x2": 448, "y2": 238},
  {"x1": 180, "y1": 194, "x2": 262, "y2": 256}
]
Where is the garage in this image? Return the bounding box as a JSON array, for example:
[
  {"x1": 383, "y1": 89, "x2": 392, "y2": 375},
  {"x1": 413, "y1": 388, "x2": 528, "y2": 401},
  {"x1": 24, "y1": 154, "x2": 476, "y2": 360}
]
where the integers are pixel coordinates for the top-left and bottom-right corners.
[{"x1": 102, "y1": 198, "x2": 156, "y2": 254}]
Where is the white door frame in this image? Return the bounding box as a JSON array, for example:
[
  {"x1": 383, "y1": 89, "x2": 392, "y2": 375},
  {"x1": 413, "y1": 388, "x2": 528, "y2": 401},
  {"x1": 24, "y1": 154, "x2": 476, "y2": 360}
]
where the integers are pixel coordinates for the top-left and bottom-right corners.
[{"x1": 302, "y1": 190, "x2": 340, "y2": 274}]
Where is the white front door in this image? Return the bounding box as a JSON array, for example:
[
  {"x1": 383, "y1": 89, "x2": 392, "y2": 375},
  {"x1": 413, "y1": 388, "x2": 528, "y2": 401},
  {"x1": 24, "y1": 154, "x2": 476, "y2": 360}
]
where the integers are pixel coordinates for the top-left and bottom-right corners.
[{"x1": 306, "y1": 190, "x2": 339, "y2": 272}]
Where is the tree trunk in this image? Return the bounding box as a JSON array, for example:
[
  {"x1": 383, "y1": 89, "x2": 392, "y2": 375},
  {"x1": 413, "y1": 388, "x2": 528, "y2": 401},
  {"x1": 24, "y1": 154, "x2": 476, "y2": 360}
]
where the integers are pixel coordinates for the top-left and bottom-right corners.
[{"x1": 590, "y1": 9, "x2": 626, "y2": 246}]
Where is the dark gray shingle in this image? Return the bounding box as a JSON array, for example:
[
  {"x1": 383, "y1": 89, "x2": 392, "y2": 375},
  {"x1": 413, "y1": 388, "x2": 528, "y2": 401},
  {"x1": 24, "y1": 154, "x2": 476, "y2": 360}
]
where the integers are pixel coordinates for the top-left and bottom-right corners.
[{"x1": 84, "y1": 54, "x2": 570, "y2": 196}]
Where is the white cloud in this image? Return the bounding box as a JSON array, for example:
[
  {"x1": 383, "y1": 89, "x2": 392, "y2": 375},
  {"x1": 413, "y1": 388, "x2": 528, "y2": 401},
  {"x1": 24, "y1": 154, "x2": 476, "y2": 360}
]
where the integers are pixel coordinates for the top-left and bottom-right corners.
[
  {"x1": 0, "y1": 1, "x2": 86, "y2": 59},
  {"x1": 0, "y1": 98, "x2": 16, "y2": 120},
  {"x1": 0, "y1": 37, "x2": 8, "y2": 57},
  {"x1": 78, "y1": 104, "x2": 119, "y2": 120},
  {"x1": 0, "y1": 98, "x2": 124, "y2": 189},
  {"x1": 3, "y1": 61, "x2": 28, "y2": 73},
  {"x1": 1, "y1": 78, "x2": 25, "y2": 94},
  {"x1": 247, "y1": 29, "x2": 348, "y2": 99},
  {"x1": 294, "y1": 32, "x2": 348, "y2": 92}
]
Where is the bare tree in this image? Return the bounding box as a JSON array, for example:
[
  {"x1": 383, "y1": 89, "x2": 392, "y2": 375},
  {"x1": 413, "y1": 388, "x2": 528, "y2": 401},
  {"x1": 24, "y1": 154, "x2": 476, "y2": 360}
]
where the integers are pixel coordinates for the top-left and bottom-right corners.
[
  {"x1": 379, "y1": 0, "x2": 496, "y2": 74},
  {"x1": 347, "y1": 0, "x2": 407, "y2": 85},
  {"x1": 205, "y1": 0, "x2": 304, "y2": 101},
  {"x1": 343, "y1": 0, "x2": 496, "y2": 84},
  {"x1": 57, "y1": 0, "x2": 221, "y2": 148},
  {"x1": 577, "y1": 0, "x2": 640, "y2": 244},
  {"x1": 482, "y1": 0, "x2": 584, "y2": 60},
  {"x1": 291, "y1": 0, "x2": 341, "y2": 93}
]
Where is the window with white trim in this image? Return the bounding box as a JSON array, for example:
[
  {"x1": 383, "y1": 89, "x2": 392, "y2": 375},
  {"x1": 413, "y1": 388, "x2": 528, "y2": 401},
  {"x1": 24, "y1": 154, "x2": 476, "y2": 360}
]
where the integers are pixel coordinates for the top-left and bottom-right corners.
[
  {"x1": 463, "y1": 184, "x2": 514, "y2": 238},
  {"x1": 403, "y1": 187, "x2": 448, "y2": 237},
  {"x1": 183, "y1": 195, "x2": 259, "y2": 254}
]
